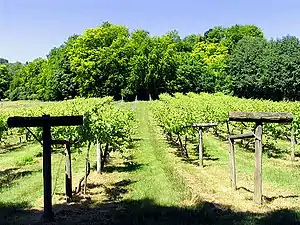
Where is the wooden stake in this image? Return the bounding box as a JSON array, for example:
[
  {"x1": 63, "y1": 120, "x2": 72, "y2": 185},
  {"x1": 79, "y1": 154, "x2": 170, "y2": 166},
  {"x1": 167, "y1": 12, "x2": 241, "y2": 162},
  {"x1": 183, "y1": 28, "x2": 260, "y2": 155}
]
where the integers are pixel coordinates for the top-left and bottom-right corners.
[
  {"x1": 229, "y1": 139, "x2": 237, "y2": 190},
  {"x1": 84, "y1": 159, "x2": 88, "y2": 194},
  {"x1": 96, "y1": 139, "x2": 101, "y2": 173},
  {"x1": 84, "y1": 142, "x2": 91, "y2": 195},
  {"x1": 42, "y1": 117, "x2": 54, "y2": 221},
  {"x1": 291, "y1": 126, "x2": 296, "y2": 161},
  {"x1": 254, "y1": 122, "x2": 263, "y2": 204},
  {"x1": 65, "y1": 143, "x2": 72, "y2": 202},
  {"x1": 198, "y1": 128, "x2": 203, "y2": 167}
]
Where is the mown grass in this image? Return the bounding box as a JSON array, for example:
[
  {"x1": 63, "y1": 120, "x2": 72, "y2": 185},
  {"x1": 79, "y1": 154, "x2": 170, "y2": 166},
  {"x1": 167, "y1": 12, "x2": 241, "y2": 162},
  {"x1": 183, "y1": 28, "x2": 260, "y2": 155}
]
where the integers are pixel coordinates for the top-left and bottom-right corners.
[{"x1": 125, "y1": 102, "x2": 191, "y2": 206}]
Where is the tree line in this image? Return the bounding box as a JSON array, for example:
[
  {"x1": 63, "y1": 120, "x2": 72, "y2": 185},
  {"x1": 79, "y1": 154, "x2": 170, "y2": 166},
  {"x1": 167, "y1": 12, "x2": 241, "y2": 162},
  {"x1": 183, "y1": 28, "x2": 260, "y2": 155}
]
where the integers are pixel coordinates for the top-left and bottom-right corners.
[{"x1": 1, "y1": 22, "x2": 299, "y2": 101}]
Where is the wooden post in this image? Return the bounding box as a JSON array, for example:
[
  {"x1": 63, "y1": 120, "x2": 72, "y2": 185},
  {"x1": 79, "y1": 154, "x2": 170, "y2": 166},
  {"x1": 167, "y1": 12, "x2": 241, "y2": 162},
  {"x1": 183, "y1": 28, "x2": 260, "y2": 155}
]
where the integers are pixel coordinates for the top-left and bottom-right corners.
[
  {"x1": 42, "y1": 116, "x2": 54, "y2": 221},
  {"x1": 291, "y1": 126, "x2": 296, "y2": 161},
  {"x1": 65, "y1": 143, "x2": 72, "y2": 202},
  {"x1": 229, "y1": 112, "x2": 293, "y2": 123},
  {"x1": 198, "y1": 128, "x2": 203, "y2": 167},
  {"x1": 240, "y1": 129, "x2": 243, "y2": 145},
  {"x1": 229, "y1": 139, "x2": 237, "y2": 190},
  {"x1": 228, "y1": 112, "x2": 294, "y2": 205},
  {"x1": 96, "y1": 139, "x2": 101, "y2": 173},
  {"x1": 84, "y1": 158, "x2": 88, "y2": 194},
  {"x1": 254, "y1": 122, "x2": 263, "y2": 204},
  {"x1": 84, "y1": 142, "x2": 91, "y2": 195}
]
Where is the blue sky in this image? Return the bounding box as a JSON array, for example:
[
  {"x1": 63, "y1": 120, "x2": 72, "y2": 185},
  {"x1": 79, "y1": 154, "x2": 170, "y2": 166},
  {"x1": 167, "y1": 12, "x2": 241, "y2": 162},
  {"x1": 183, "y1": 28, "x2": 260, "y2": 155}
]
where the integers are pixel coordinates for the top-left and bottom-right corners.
[{"x1": 1, "y1": 0, "x2": 300, "y2": 62}]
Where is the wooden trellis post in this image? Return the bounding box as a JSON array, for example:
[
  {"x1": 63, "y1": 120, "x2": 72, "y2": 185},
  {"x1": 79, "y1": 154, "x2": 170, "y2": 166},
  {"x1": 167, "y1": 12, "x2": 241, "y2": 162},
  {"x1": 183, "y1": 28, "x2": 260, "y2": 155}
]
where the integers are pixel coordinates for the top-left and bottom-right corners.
[
  {"x1": 193, "y1": 123, "x2": 218, "y2": 167},
  {"x1": 228, "y1": 112, "x2": 293, "y2": 204},
  {"x1": 52, "y1": 140, "x2": 72, "y2": 202},
  {"x1": 7, "y1": 115, "x2": 83, "y2": 222},
  {"x1": 229, "y1": 138, "x2": 236, "y2": 190},
  {"x1": 291, "y1": 126, "x2": 296, "y2": 161}
]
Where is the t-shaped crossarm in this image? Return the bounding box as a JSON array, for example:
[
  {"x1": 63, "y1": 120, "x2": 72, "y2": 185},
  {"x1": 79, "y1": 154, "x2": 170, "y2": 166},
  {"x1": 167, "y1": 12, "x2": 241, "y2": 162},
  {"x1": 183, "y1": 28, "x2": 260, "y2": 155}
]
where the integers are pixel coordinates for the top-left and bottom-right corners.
[{"x1": 7, "y1": 115, "x2": 83, "y2": 127}]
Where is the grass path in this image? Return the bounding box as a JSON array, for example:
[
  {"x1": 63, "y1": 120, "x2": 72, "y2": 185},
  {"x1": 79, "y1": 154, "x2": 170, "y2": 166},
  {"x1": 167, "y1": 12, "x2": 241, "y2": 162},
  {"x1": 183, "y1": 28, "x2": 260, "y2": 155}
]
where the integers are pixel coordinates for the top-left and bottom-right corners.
[{"x1": 125, "y1": 102, "x2": 191, "y2": 206}]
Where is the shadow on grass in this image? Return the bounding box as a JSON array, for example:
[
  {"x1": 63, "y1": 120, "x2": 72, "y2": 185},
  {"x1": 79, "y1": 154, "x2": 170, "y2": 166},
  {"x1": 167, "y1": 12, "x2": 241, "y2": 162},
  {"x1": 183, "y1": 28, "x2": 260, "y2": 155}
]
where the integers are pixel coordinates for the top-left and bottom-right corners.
[
  {"x1": 2, "y1": 197, "x2": 300, "y2": 225},
  {"x1": 263, "y1": 142, "x2": 289, "y2": 159},
  {"x1": 54, "y1": 178, "x2": 134, "y2": 204},
  {"x1": 238, "y1": 187, "x2": 300, "y2": 203},
  {"x1": 123, "y1": 137, "x2": 142, "y2": 152},
  {"x1": 103, "y1": 162, "x2": 143, "y2": 173},
  {"x1": 0, "y1": 167, "x2": 41, "y2": 189},
  {"x1": 0, "y1": 141, "x2": 34, "y2": 154},
  {"x1": 166, "y1": 135, "x2": 220, "y2": 167},
  {"x1": 102, "y1": 179, "x2": 134, "y2": 202},
  {"x1": 1, "y1": 178, "x2": 300, "y2": 224},
  {"x1": 0, "y1": 201, "x2": 35, "y2": 225}
]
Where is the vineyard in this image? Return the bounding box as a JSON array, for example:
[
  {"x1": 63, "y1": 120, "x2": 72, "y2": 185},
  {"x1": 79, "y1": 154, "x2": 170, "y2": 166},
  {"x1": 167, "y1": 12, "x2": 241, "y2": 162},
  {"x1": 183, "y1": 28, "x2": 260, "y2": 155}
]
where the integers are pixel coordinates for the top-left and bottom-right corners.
[
  {"x1": 3, "y1": 0, "x2": 300, "y2": 223},
  {"x1": 1, "y1": 96, "x2": 300, "y2": 224},
  {"x1": 152, "y1": 92, "x2": 300, "y2": 156},
  {"x1": 1, "y1": 97, "x2": 135, "y2": 153}
]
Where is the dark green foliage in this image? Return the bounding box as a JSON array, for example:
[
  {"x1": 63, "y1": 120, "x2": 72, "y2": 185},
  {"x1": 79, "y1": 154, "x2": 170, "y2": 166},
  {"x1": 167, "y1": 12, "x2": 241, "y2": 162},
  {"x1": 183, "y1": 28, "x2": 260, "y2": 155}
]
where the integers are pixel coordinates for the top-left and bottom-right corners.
[
  {"x1": 261, "y1": 36, "x2": 300, "y2": 100},
  {"x1": 174, "y1": 53, "x2": 214, "y2": 93},
  {"x1": 0, "y1": 58, "x2": 8, "y2": 65},
  {"x1": 224, "y1": 25, "x2": 264, "y2": 52},
  {"x1": 229, "y1": 37, "x2": 267, "y2": 98},
  {"x1": 68, "y1": 23, "x2": 130, "y2": 99},
  {"x1": 204, "y1": 26, "x2": 225, "y2": 43},
  {"x1": 0, "y1": 65, "x2": 9, "y2": 99},
  {"x1": 230, "y1": 35, "x2": 300, "y2": 101},
  {"x1": 179, "y1": 34, "x2": 201, "y2": 52},
  {"x1": 39, "y1": 36, "x2": 78, "y2": 101},
  {"x1": 9, "y1": 58, "x2": 46, "y2": 100},
  {"x1": 204, "y1": 25, "x2": 264, "y2": 53},
  {"x1": 2, "y1": 62, "x2": 23, "y2": 99}
]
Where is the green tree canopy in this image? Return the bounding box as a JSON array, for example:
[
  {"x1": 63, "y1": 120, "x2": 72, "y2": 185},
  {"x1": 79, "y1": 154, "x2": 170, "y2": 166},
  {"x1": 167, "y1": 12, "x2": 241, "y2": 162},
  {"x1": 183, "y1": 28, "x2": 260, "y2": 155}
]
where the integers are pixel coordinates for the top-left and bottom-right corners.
[
  {"x1": 261, "y1": 36, "x2": 300, "y2": 100},
  {"x1": 68, "y1": 22, "x2": 130, "y2": 98},
  {"x1": 0, "y1": 58, "x2": 8, "y2": 65},
  {"x1": 9, "y1": 58, "x2": 46, "y2": 100},
  {"x1": 0, "y1": 65, "x2": 9, "y2": 99},
  {"x1": 229, "y1": 36, "x2": 267, "y2": 98}
]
